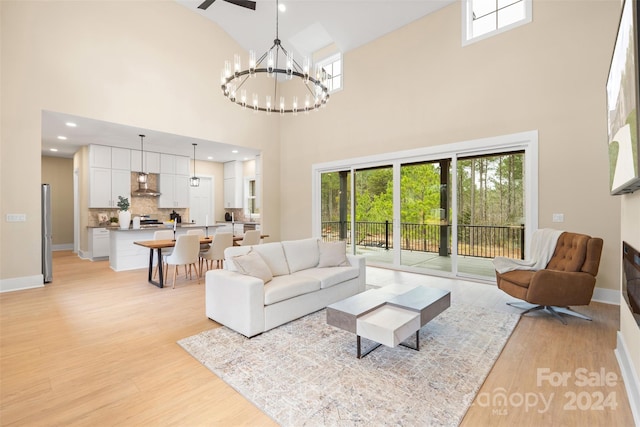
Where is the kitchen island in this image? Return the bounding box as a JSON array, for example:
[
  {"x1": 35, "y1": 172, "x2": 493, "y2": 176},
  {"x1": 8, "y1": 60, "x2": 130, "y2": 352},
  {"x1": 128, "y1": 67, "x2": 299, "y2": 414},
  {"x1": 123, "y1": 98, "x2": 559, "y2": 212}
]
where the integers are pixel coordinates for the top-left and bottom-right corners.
[{"x1": 109, "y1": 224, "x2": 223, "y2": 272}]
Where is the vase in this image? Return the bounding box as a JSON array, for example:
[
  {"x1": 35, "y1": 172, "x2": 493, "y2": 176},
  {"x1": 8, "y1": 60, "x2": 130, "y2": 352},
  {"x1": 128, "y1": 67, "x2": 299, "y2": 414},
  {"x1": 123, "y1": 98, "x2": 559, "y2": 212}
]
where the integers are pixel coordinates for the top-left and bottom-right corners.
[{"x1": 118, "y1": 210, "x2": 131, "y2": 230}]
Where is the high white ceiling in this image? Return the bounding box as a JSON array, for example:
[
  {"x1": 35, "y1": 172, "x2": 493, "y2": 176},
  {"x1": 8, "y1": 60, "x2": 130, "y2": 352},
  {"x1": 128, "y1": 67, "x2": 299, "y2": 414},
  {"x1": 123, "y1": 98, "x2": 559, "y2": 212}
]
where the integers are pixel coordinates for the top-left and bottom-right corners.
[
  {"x1": 177, "y1": 0, "x2": 455, "y2": 60},
  {"x1": 41, "y1": 0, "x2": 454, "y2": 161}
]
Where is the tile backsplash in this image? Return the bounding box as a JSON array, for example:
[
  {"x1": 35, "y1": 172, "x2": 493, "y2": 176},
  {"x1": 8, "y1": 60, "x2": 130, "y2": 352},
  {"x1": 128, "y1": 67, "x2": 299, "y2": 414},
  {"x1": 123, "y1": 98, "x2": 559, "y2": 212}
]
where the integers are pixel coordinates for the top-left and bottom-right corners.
[{"x1": 88, "y1": 173, "x2": 189, "y2": 227}]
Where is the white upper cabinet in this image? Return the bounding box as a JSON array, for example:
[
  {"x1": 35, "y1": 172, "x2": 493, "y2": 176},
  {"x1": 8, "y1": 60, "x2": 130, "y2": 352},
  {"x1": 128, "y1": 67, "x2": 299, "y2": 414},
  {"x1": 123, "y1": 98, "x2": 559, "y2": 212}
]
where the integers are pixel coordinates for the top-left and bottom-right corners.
[
  {"x1": 175, "y1": 156, "x2": 190, "y2": 176},
  {"x1": 88, "y1": 145, "x2": 131, "y2": 208},
  {"x1": 159, "y1": 153, "x2": 190, "y2": 208},
  {"x1": 89, "y1": 168, "x2": 131, "y2": 208},
  {"x1": 223, "y1": 161, "x2": 243, "y2": 209},
  {"x1": 158, "y1": 173, "x2": 189, "y2": 208},
  {"x1": 160, "y1": 154, "x2": 189, "y2": 175},
  {"x1": 146, "y1": 152, "x2": 161, "y2": 173},
  {"x1": 90, "y1": 145, "x2": 111, "y2": 168},
  {"x1": 160, "y1": 154, "x2": 176, "y2": 174},
  {"x1": 89, "y1": 145, "x2": 130, "y2": 170},
  {"x1": 111, "y1": 147, "x2": 130, "y2": 170},
  {"x1": 131, "y1": 150, "x2": 160, "y2": 173}
]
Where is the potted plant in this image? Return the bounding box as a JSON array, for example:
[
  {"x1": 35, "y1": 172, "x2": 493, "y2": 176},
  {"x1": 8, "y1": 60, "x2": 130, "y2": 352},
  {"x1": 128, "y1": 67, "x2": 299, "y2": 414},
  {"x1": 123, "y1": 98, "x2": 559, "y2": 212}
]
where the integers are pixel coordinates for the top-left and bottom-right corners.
[{"x1": 117, "y1": 196, "x2": 131, "y2": 230}]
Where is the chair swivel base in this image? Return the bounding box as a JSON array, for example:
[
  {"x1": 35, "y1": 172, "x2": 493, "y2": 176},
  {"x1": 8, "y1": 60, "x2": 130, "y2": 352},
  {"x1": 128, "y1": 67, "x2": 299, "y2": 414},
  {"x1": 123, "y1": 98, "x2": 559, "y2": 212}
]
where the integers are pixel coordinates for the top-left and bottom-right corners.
[{"x1": 506, "y1": 301, "x2": 592, "y2": 325}]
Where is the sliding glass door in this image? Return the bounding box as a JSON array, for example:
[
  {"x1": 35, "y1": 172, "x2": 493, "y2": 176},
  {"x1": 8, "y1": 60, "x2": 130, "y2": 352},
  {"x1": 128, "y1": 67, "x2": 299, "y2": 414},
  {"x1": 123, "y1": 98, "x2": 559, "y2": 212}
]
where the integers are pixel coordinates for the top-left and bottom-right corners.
[
  {"x1": 456, "y1": 152, "x2": 525, "y2": 278},
  {"x1": 399, "y1": 160, "x2": 452, "y2": 273},
  {"x1": 352, "y1": 165, "x2": 394, "y2": 266},
  {"x1": 314, "y1": 132, "x2": 536, "y2": 281},
  {"x1": 320, "y1": 170, "x2": 352, "y2": 251}
]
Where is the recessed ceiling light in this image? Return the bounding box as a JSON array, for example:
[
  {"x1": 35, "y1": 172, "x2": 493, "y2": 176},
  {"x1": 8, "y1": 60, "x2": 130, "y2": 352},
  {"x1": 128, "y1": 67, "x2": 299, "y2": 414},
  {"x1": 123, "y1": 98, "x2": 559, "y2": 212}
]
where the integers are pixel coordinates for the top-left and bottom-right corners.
[
  {"x1": 207, "y1": 156, "x2": 213, "y2": 160},
  {"x1": 57, "y1": 136, "x2": 67, "y2": 140},
  {"x1": 65, "y1": 122, "x2": 77, "y2": 127},
  {"x1": 49, "y1": 148, "x2": 58, "y2": 152},
  {"x1": 278, "y1": 3, "x2": 286, "y2": 12},
  {"x1": 232, "y1": 150, "x2": 239, "y2": 154}
]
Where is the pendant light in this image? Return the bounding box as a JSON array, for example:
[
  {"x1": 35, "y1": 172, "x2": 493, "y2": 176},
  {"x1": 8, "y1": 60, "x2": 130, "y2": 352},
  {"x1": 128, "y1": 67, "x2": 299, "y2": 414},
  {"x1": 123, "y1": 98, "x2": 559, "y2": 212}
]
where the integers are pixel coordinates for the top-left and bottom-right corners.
[
  {"x1": 137, "y1": 134, "x2": 148, "y2": 184},
  {"x1": 190, "y1": 143, "x2": 200, "y2": 187}
]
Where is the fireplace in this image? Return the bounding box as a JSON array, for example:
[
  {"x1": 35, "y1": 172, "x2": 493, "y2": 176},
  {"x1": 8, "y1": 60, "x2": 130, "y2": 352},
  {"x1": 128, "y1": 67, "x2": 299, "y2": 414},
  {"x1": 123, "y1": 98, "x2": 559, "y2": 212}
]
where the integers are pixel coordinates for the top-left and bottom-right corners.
[{"x1": 623, "y1": 241, "x2": 640, "y2": 326}]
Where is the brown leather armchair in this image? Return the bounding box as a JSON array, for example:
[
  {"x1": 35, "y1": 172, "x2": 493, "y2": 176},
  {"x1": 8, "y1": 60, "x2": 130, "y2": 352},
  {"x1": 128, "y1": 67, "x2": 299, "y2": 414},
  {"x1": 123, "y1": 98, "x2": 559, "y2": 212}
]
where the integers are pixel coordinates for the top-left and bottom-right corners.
[{"x1": 495, "y1": 232, "x2": 604, "y2": 324}]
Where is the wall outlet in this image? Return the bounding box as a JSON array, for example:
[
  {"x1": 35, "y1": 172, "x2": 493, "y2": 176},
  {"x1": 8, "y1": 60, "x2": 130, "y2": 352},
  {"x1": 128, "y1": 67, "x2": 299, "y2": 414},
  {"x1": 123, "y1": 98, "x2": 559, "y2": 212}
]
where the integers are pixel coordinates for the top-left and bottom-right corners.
[
  {"x1": 6, "y1": 213, "x2": 26, "y2": 222},
  {"x1": 552, "y1": 213, "x2": 564, "y2": 223}
]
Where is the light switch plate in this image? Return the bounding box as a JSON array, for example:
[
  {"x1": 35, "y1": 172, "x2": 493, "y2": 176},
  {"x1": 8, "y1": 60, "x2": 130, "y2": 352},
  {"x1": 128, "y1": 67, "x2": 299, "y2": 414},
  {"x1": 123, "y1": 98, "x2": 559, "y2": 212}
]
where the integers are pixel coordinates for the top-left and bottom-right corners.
[
  {"x1": 552, "y1": 213, "x2": 564, "y2": 223},
  {"x1": 6, "y1": 214, "x2": 26, "y2": 222}
]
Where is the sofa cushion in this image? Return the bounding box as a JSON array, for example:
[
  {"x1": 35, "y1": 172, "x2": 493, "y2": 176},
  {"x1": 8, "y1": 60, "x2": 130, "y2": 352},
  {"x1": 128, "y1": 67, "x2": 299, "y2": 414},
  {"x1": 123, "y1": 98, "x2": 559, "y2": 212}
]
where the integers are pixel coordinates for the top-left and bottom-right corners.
[
  {"x1": 318, "y1": 240, "x2": 350, "y2": 267},
  {"x1": 282, "y1": 238, "x2": 320, "y2": 273},
  {"x1": 293, "y1": 266, "x2": 360, "y2": 289},
  {"x1": 263, "y1": 275, "x2": 321, "y2": 305},
  {"x1": 232, "y1": 250, "x2": 273, "y2": 284},
  {"x1": 224, "y1": 246, "x2": 252, "y2": 272},
  {"x1": 252, "y1": 242, "x2": 290, "y2": 276}
]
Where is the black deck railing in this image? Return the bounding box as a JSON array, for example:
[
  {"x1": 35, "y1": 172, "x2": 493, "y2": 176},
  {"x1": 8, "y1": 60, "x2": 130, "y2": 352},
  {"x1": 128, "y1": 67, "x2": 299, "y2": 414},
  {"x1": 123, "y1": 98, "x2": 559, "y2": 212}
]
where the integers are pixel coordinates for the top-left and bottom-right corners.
[{"x1": 321, "y1": 221, "x2": 525, "y2": 260}]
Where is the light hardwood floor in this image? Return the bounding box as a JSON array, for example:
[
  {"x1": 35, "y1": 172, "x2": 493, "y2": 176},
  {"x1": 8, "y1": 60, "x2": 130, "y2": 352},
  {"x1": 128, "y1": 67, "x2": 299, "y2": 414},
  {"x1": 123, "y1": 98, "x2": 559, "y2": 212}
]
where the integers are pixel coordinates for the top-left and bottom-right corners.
[{"x1": 0, "y1": 251, "x2": 635, "y2": 426}]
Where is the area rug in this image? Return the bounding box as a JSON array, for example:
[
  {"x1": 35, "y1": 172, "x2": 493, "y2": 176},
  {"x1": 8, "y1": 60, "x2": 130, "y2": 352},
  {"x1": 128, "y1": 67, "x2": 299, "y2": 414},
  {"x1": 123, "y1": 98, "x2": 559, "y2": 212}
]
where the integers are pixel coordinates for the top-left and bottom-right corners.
[{"x1": 178, "y1": 303, "x2": 520, "y2": 426}]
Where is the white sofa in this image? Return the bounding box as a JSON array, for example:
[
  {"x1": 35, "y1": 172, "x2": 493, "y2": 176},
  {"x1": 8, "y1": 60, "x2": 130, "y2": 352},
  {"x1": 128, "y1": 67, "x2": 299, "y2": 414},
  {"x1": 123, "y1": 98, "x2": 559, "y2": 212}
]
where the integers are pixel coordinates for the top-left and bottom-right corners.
[{"x1": 205, "y1": 238, "x2": 366, "y2": 337}]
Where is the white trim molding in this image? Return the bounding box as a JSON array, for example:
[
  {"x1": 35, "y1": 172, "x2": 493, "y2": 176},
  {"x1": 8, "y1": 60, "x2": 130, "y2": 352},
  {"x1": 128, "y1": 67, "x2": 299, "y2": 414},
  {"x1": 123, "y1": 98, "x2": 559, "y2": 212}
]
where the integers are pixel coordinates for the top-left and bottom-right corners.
[
  {"x1": 615, "y1": 332, "x2": 640, "y2": 426},
  {"x1": 592, "y1": 287, "x2": 623, "y2": 306},
  {"x1": 0, "y1": 275, "x2": 45, "y2": 293},
  {"x1": 462, "y1": 0, "x2": 533, "y2": 47}
]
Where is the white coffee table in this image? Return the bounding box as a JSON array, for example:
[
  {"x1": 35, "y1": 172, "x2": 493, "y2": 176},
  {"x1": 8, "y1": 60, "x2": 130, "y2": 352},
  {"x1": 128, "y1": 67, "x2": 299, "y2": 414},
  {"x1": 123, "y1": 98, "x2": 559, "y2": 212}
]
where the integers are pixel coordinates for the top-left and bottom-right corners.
[{"x1": 327, "y1": 284, "x2": 451, "y2": 358}]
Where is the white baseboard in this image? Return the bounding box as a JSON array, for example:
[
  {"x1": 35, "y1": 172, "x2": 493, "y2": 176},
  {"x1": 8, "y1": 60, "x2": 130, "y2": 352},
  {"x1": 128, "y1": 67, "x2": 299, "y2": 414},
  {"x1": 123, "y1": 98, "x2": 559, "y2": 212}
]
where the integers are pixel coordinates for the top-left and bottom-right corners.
[
  {"x1": 592, "y1": 287, "x2": 620, "y2": 306},
  {"x1": 0, "y1": 274, "x2": 45, "y2": 293},
  {"x1": 53, "y1": 243, "x2": 73, "y2": 251},
  {"x1": 77, "y1": 250, "x2": 91, "y2": 260},
  {"x1": 615, "y1": 332, "x2": 640, "y2": 426}
]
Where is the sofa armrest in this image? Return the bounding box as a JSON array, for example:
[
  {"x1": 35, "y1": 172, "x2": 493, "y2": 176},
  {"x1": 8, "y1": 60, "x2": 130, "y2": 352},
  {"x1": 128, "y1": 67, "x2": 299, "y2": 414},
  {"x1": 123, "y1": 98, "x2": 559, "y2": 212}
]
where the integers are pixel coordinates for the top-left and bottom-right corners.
[
  {"x1": 205, "y1": 269, "x2": 265, "y2": 338},
  {"x1": 527, "y1": 270, "x2": 596, "y2": 307},
  {"x1": 347, "y1": 254, "x2": 367, "y2": 293}
]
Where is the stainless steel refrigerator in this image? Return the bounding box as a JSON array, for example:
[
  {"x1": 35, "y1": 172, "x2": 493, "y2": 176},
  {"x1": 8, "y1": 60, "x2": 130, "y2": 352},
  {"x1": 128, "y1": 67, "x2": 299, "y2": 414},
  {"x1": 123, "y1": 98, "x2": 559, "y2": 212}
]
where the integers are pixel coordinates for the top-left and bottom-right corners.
[{"x1": 42, "y1": 184, "x2": 53, "y2": 283}]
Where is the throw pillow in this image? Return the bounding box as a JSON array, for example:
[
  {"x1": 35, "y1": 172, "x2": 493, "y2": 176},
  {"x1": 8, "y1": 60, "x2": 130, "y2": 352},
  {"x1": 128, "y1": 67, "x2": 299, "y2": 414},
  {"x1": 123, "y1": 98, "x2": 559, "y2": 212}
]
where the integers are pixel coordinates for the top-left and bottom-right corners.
[
  {"x1": 318, "y1": 240, "x2": 350, "y2": 268},
  {"x1": 232, "y1": 250, "x2": 273, "y2": 283}
]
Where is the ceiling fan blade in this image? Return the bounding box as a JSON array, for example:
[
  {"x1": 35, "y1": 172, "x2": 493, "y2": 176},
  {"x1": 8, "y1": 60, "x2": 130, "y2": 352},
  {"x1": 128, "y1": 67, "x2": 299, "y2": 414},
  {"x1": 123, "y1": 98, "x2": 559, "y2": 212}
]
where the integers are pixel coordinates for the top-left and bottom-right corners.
[
  {"x1": 223, "y1": 0, "x2": 256, "y2": 10},
  {"x1": 197, "y1": 0, "x2": 217, "y2": 10}
]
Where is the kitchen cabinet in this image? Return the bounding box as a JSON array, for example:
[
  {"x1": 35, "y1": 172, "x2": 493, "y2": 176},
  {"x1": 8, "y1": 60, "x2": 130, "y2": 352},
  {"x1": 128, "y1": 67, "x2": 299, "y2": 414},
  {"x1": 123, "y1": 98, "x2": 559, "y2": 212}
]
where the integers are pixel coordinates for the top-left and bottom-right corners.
[
  {"x1": 159, "y1": 153, "x2": 190, "y2": 208},
  {"x1": 223, "y1": 161, "x2": 243, "y2": 208},
  {"x1": 160, "y1": 154, "x2": 190, "y2": 175},
  {"x1": 89, "y1": 168, "x2": 131, "y2": 208},
  {"x1": 216, "y1": 222, "x2": 243, "y2": 236},
  {"x1": 131, "y1": 150, "x2": 160, "y2": 174},
  {"x1": 90, "y1": 228, "x2": 110, "y2": 259},
  {"x1": 111, "y1": 147, "x2": 131, "y2": 170},
  {"x1": 90, "y1": 145, "x2": 111, "y2": 168},
  {"x1": 89, "y1": 145, "x2": 130, "y2": 170},
  {"x1": 158, "y1": 173, "x2": 190, "y2": 208}
]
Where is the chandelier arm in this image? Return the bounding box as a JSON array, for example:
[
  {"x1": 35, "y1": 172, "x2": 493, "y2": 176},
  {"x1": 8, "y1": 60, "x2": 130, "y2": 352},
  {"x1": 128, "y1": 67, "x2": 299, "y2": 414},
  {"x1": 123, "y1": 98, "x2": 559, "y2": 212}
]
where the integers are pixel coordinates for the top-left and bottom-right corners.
[
  {"x1": 254, "y1": 42, "x2": 277, "y2": 67},
  {"x1": 277, "y1": 44, "x2": 306, "y2": 73},
  {"x1": 234, "y1": 73, "x2": 250, "y2": 91}
]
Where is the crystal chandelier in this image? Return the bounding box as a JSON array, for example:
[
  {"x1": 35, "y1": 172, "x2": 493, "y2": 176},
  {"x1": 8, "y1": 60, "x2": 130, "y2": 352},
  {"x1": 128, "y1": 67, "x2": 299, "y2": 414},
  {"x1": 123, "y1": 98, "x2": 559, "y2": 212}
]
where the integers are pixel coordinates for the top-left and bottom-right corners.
[{"x1": 220, "y1": 0, "x2": 330, "y2": 114}]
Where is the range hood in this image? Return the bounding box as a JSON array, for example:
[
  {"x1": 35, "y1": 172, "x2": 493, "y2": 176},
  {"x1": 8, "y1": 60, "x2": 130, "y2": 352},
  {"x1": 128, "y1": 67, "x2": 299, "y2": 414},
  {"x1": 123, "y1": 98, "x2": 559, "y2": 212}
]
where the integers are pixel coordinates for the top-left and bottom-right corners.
[
  {"x1": 132, "y1": 181, "x2": 161, "y2": 197},
  {"x1": 132, "y1": 135, "x2": 160, "y2": 197}
]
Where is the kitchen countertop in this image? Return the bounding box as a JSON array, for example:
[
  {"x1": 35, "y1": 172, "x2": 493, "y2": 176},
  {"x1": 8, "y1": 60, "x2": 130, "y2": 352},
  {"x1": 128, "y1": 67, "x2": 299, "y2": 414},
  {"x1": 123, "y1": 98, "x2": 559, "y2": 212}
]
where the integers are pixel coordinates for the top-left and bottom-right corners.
[
  {"x1": 216, "y1": 221, "x2": 261, "y2": 225},
  {"x1": 88, "y1": 224, "x2": 223, "y2": 230}
]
